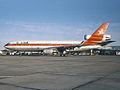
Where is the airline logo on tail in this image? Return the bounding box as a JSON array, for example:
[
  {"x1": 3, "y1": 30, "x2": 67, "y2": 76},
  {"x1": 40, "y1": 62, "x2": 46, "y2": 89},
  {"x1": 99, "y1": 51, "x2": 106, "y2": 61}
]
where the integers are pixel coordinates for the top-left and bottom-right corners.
[{"x1": 98, "y1": 29, "x2": 104, "y2": 35}]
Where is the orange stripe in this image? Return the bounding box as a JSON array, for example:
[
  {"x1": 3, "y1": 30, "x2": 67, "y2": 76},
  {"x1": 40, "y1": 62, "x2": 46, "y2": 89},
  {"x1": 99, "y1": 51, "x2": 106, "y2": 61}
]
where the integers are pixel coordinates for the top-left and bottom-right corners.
[
  {"x1": 7, "y1": 44, "x2": 78, "y2": 47},
  {"x1": 82, "y1": 41, "x2": 100, "y2": 45},
  {"x1": 88, "y1": 36, "x2": 103, "y2": 41}
]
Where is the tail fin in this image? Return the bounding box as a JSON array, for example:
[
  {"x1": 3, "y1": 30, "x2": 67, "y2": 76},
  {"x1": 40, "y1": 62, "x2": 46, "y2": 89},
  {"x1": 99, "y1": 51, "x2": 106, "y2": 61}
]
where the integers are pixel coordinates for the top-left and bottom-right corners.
[
  {"x1": 88, "y1": 23, "x2": 109, "y2": 41},
  {"x1": 82, "y1": 23, "x2": 109, "y2": 45}
]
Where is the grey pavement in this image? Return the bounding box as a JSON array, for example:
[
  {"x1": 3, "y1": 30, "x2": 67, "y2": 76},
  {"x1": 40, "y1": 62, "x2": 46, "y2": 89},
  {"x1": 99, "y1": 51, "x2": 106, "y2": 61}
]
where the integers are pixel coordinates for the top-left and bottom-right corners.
[{"x1": 0, "y1": 56, "x2": 120, "y2": 90}]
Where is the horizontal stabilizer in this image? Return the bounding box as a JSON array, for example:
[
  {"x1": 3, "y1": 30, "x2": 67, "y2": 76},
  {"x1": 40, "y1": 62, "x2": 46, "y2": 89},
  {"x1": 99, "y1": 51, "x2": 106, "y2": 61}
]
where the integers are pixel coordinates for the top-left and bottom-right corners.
[{"x1": 96, "y1": 40, "x2": 116, "y2": 46}]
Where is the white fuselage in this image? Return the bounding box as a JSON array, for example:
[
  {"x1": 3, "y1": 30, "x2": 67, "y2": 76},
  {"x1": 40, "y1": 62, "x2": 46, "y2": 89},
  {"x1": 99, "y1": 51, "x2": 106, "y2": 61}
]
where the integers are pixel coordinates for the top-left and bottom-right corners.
[
  {"x1": 4, "y1": 40, "x2": 102, "y2": 52},
  {"x1": 5, "y1": 40, "x2": 82, "y2": 51}
]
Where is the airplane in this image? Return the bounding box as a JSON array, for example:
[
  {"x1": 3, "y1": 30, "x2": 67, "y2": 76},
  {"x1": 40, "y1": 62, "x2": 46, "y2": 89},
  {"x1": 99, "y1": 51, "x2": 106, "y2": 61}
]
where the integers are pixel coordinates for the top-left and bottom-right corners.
[{"x1": 4, "y1": 23, "x2": 115, "y2": 56}]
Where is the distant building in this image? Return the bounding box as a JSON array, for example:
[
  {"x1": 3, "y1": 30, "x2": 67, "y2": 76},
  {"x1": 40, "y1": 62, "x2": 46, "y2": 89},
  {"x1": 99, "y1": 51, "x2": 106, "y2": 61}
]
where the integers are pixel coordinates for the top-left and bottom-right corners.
[
  {"x1": 97, "y1": 46, "x2": 120, "y2": 55},
  {"x1": 111, "y1": 46, "x2": 120, "y2": 50},
  {"x1": 103, "y1": 46, "x2": 112, "y2": 49}
]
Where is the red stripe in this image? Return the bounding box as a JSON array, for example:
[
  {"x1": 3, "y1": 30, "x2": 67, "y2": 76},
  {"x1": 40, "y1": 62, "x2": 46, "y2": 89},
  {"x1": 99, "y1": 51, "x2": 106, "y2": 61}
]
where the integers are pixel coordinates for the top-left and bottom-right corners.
[{"x1": 7, "y1": 44, "x2": 78, "y2": 47}]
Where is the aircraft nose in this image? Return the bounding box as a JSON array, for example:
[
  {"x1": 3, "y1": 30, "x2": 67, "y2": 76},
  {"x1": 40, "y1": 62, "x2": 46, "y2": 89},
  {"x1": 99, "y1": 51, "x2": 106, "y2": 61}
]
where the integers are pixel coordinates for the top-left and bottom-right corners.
[{"x1": 4, "y1": 43, "x2": 10, "y2": 48}]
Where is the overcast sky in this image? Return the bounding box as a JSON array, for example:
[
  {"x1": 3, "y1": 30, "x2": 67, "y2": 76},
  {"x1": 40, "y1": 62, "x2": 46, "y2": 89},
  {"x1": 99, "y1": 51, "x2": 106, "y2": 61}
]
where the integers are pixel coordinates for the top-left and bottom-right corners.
[{"x1": 0, "y1": 0, "x2": 120, "y2": 49}]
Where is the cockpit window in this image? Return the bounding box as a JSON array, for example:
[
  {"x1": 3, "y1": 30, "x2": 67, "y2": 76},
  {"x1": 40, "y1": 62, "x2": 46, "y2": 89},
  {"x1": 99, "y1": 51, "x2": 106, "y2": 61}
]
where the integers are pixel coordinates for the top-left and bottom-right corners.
[{"x1": 4, "y1": 43, "x2": 10, "y2": 46}]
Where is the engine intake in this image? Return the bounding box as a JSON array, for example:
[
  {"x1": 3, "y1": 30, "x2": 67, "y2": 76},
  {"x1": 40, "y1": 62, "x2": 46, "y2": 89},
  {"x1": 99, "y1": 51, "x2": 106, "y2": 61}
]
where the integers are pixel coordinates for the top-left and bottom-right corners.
[{"x1": 43, "y1": 49, "x2": 58, "y2": 55}]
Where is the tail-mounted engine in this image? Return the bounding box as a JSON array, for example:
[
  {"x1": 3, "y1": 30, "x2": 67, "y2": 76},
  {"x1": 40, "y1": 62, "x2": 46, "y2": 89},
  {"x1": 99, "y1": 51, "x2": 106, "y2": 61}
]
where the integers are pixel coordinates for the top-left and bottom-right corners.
[{"x1": 84, "y1": 34, "x2": 111, "y2": 41}]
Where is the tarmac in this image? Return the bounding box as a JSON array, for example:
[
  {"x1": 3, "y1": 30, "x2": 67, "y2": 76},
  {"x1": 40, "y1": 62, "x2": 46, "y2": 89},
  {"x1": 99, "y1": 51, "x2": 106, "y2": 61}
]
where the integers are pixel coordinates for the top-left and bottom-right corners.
[{"x1": 0, "y1": 56, "x2": 120, "y2": 90}]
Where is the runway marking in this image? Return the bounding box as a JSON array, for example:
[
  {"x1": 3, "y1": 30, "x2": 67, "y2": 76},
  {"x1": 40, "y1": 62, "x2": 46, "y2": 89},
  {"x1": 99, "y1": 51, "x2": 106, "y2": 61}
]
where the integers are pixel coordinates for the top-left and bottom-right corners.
[
  {"x1": 0, "y1": 76, "x2": 14, "y2": 77},
  {"x1": 71, "y1": 70, "x2": 120, "y2": 90},
  {"x1": 0, "y1": 82, "x2": 46, "y2": 90},
  {"x1": 0, "y1": 76, "x2": 14, "y2": 80},
  {"x1": 71, "y1": 77, "x2": 103, "y2": 90}
]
